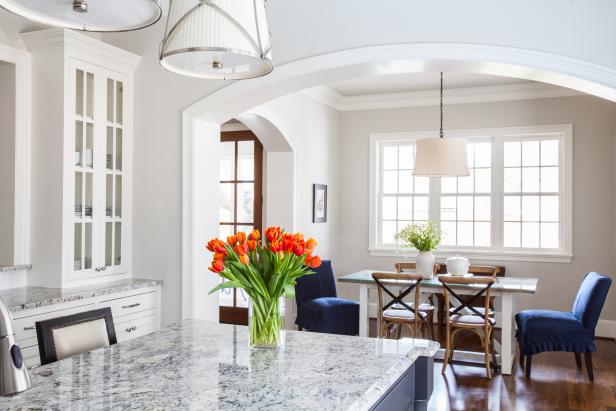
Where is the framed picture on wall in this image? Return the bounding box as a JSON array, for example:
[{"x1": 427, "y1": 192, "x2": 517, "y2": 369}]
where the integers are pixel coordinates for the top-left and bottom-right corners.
[{"x1": 313, "y1": 184, "x2": 327, "y2": 223}]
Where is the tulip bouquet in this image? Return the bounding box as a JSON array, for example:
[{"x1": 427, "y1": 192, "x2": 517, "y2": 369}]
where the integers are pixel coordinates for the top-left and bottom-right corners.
[{"x1": 207, "y1": 227, "x2": 321, "y2": 347}]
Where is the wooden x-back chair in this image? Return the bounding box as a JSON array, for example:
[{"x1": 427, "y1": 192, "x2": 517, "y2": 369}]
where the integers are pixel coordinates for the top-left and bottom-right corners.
[
  {"x1": 439, "y1": 275, "x2": 497, "y2": 379},
  {"x1": 372, "y1": 272, "x2": 427, "y2": 339}
]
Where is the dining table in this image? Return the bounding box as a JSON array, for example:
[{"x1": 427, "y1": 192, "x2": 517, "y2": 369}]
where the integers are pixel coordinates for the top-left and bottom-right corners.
[{"x1": 338, "y1": 270, "x2": 538, "y2": 375}]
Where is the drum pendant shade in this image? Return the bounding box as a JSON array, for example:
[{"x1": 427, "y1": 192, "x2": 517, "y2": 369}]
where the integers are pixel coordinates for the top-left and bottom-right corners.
[
  {"x1": 0, "y1": 0, "x2": 162, "y2": 32},
  {"x1": 160, "y1": 0, "x2": 273, "y2": 80},
  {"x1": 413, "y1": 138, "x2": 470, "y2": 177}
]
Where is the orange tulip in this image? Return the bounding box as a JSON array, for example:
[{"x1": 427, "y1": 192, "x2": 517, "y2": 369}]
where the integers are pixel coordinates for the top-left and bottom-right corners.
[
  {"x1": 248, "y1": 229, "x2": 260, "y2": 241},
  {"x1": 305, "y1": 254, "x2": 322, "y2": 269},
  {"x1": 292, "y1": 242, "x2": 305, "y2": 257},
  {"x1": 239, "y1": 254, "x2": 249, "y2": 265},
  {"x1": 236, "y1": 232, "x2": 246, "y2": 244},
  {"x1": 246, "y1": 240, "x2": 257, "y2": 251},
  {"x1": 305, "y1": 238, "x2": 317, "y2": 254},
  {"x1": 214, "y1": 253, "x2": 226, "y2": 261},
  {"x1": 266, "y1": 226, "x2": 281, "y2": 242},
  {"x1": 209, "y1": 258, "x2": 225, "y2": 273},
  {"x1": 269, "y1": 240, "x2": 281, "y2": 253},
  {"x1": 235, "y1": 243, "x2": 249, "y2": 255},
  {"x1": 227, "y1": 235, "x2": 237, "y2": 246},
  {"x1": 206, "y1": 238, "x2": 227, "y2": 255}
]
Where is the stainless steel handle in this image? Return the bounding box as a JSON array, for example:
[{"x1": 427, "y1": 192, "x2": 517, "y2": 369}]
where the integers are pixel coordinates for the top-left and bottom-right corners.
[
  {"x1": 125, "y1": 326, "x2": 137, "y2": 333},
  {"x1": 95, "y1": 267, "x2": 101, "y2": 272},
  {"x1": 102, "y1": 266, "x2": 107, "y2": 271},
  {"x1": 121, "y1": 303, "x2": 140, "y2": 309},
  {"x1": 23, "y1": 326, "x2": 35, "y2": 331}
]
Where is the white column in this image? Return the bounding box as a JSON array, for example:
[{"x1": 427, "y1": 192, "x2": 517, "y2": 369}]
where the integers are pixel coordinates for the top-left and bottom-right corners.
[
  {"x1": 500, "y1": 292, "x2": 516, "y2": 375},
  {"x1": 359, "y1": 284, "x2": 369, "y2": 337}
]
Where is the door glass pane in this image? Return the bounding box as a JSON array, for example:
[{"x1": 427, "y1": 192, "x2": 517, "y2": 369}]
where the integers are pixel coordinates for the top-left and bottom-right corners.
[
  {"x1": 219, "y1": 279, "x2": 234, "y2": 307},
  {"x1": 75, "y1": 121, "x2": 83, "y2": 166},
  {"x1": 74, "y1": 223, "x2": 82, "y2": 270},
  {"x1": 84, "y1": 123, "x2": 94, "y2": 169},
  {"x1": 220, "y1": 183, "x2": 234, "y2": 222},
  {"x1": 237, "y1": 141, "x2": 254, "y2": 180},
  {"x1": 85, "y1": 173, "x2": 93, "y2": 218},
  {"x1": 219, "y1": 225, "x2": 234, "y2": 239},
  {"x1": 114, "y1": 222, "x2": 121, "y2": 265},
  {"x1": 106, "y1": 175, "x2": 113, "y2": 217},
  {"x1": 75, "y1": 70, "x2": 84, "y2": 116},
  {"x1": 86, "y1": 72, "x2": 94, "y2": 119},
  {"x1": 220, "y1": 142, "x2": 235, "y2": 180},
  {"x1": 106, "y1": 127, "x2": 113, "y2": 170},
  {"x1": 116, "y1": 129, "x2": 123, "y2": 171},
  {"x1": 105, "y1": 222, "x2": 112, "y2": 267},
  {"x1": 107, "y1": 79, "x2": 114, "y2": 122},
  {"x1": 237, "y1": 183, "x2": 254, "y2": 223},
  {"x1": 116, "y1": 81, "x2": 123, "y2": 125},
  {"x1": 75, "y1": 172, "x2": 83, "y2": 218},
  {"x1": 236, "y1": 289, "x2": 249, "y2": 308},
  {"x1": 115, "y1": 175, "x2": 122, "y2": 217},
  {"x1": 84, "y1": 223, "x2": 92, "y2": 269}
]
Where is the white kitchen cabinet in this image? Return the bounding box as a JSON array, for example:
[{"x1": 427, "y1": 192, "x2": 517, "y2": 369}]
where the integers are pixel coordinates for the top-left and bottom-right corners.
[{"x1": 23, "y1": 29, "x2": 140, "y2": 287}]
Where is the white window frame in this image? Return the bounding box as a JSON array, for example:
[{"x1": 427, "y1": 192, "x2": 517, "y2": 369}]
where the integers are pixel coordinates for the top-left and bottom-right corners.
[{"x1": 368, "y1": 125, "x2": 573, "y2": 263}]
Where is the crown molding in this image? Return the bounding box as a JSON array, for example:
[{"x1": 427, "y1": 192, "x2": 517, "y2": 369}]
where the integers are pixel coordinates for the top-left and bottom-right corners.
[{"x1": 302, "y1": 82, "x2": 582, "y2": 111}]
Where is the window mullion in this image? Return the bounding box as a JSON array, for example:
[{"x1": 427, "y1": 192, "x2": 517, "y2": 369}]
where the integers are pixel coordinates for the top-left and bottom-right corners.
[
  {"x1": 430, "y1": 176, "x2": 441, "y2": 226},
  {"x1": 492, "y1": 137, "x2": 504, "y2": 250}
]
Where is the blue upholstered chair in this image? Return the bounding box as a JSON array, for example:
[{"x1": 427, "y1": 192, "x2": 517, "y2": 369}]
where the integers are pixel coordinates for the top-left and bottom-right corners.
[
  {"x1": 516, "y1": 272, "x2": 612, "y2": 380},
  {"x1": 295, "y1": 260, "x2": 359, "y2": 335}
]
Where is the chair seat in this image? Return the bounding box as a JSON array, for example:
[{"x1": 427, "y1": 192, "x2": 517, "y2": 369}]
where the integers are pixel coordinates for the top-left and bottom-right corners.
[
  {"x1": 392, "y1": 302, "x2": 435, "y2": 312},
  {"x1": 296, "y1": 297, "x2": 359, "y2": 336},
  {"x1": 383, "y1": 308, "x2": 426, "y2": 321},
  {"x1": 450, "y1": 306, "x2": 494, "y2": 316},
  {"x1": 515, "y1": 310, "x2": 595, "y2": 355},
  {"x1": 450, "y1": 314, "x2": 495, "y2": 326}
]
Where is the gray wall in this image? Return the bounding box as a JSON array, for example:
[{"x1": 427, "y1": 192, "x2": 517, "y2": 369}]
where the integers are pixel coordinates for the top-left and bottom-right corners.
[
  {"x1": 336, "y1": 95, "x2": 616, "y2": 321},
  {"x1": 0, "y1": 62, "x2": 15, "y2": 265}
]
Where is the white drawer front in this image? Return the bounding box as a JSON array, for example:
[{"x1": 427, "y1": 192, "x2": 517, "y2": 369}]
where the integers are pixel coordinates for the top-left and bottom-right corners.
[
  {"x1": 100, "y1": 291, "x2": 157, "y2": 319},
  {"x1": 22, "y1": 345, "x2": 40, "y2": 368},
  {"x1": 14, "y1": 303, "x2": 95, "y2": 342},
  {"x1": 116, "y1": 315, "x2": 158, "y2": 342}
]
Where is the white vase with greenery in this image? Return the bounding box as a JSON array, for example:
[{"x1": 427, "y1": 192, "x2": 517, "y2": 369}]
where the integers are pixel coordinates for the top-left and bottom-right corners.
[{"x1": 396, "y1": 221, "x2": 442, "y2": 279}]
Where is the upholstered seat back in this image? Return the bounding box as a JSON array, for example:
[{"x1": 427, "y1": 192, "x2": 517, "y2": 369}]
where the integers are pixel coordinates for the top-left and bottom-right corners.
[
  {"x1": 571, "y1": 272, "x2": 612, "y2": 328},
  {"x1": 295, "y1": 260, "x2": 337, "y2": 305},
  {"x1": 52, "y1": 318, "x2": 111, "y2": 361}
]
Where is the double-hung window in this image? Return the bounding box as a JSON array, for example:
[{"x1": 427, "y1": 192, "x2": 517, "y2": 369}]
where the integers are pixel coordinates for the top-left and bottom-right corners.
[{"x1": 369, "y1": 125, "x2": 572, "y2": 262}]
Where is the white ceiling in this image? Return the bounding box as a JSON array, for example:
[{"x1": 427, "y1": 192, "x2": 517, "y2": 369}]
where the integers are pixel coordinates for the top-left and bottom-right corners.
[{"x1": 327, "y1": 72, "x2": 532, "y2": 97}]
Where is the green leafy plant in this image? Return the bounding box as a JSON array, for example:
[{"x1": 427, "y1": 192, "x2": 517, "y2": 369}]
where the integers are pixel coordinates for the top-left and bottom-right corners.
[{"x1": 395, "y1": 221, "x2": 442, "y2": 252}]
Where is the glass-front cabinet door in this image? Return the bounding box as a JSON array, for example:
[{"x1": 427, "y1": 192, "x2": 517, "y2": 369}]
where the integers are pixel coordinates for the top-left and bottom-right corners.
[{"x1": 70, "y1": 61, "x2": 127, "y2": 279}]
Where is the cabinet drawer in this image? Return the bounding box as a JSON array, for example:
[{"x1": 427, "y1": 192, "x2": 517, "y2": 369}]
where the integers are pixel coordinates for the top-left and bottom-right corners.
[
  {"x1": 22, "y1": 345, "x2": 41, "y2": 368},
  {"x1": 14, "y1": 303, "x2": 95, "y2": 342},
  {"x1": 116, "y1": 315, "x2": 159, "y2": 342},
  {"x1": 100, "y1": 291, "x2": 157, "y2": 319}
]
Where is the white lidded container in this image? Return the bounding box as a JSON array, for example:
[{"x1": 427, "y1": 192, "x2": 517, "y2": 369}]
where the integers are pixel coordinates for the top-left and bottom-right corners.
[{"x1": 446, "y1": 255, "x2": 470, "y2": 276}]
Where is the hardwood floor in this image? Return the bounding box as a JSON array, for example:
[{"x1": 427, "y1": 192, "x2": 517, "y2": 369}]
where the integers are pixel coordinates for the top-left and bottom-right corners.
[{"x1": 368, "y1": 320, "x2": 616, "y2": 411}]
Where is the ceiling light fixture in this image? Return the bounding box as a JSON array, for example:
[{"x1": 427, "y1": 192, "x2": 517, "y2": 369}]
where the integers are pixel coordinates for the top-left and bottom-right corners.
[
  {"x1": 160, "y1": 0, "x2": 273, "y2": 80},
  {"x1": 413, "y1": 72, "x2": 470, "y2": 177},
  {"x1": 0, "y1": 0, "x2": 162, "y2": 32}
]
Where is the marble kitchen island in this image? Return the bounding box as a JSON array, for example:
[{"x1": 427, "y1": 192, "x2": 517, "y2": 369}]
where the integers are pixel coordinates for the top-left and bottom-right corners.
[{"x1": 0, "y1": 320, "x2": 438, "y2": 410}]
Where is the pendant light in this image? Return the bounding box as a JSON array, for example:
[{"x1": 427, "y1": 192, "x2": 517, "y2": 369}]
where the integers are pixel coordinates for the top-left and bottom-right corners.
[
  {"x1": 0, "y1": 0, "x2": 162, "y2": 32},
  {"x1": 160, "y1": 0, "x2": 273, "y2": 80},
  {"x1": 413, "y1": 73, "x2": 470, "y2": 177}
]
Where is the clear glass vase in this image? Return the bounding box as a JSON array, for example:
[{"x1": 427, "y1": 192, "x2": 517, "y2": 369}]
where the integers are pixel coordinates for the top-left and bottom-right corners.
[{"x1": 249, "y1": 296, "x2": 284, "y2": 348}]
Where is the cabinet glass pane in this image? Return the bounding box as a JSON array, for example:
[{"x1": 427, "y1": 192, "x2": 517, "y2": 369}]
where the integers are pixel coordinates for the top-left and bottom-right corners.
[
  {"x1": 116, "y1": 82, "x2": 123, "y2": 125},
  {"x1": 85, "y1": 123, "x2": 94, "y2": 169},
  {"x1": 84, "y1": 223, "x2": 92, "y2": 269},
  {"x1": 85, "y1": 173, "x2": 93, "y2": 218},
  {"x1": 237, "y1": 183, "x2": 254, "y2": 223},
  {"x1": 114, "y1": 222, "x2": 121, "y2": 265},
  {"x1": 106, "y1": 127, "x2": 113, "y2": 170},
  {"x1": 86, "y1": 72, "x2": 94, "y2": 119},
  {"x1": 116, "y1": 129, "x2": 122, "y2": 171},
  {"x1": 75, "y1": 121, "x2": 83, "y2": 166},
  {"x1": 75, "y1": 70, "x2": 84, "y2": 116},
  {"x1": 74, "y1": 223, "x2": 82, "y2": 270},
  {"x1": 115, "y1": 175, "x2": 122, "y2": 217},
  {"x1": 75, "y1": 172, "x2": 83, "y2": 217},
  {"x1": 106, "y1": 175, "x2": 113, "y2": 217},
  {"x1": 105, "y1": 222, "x2": 112, "y2": 267},
  {"x1": 107, "y1": 79, "x2": 114, "y2": 123}
]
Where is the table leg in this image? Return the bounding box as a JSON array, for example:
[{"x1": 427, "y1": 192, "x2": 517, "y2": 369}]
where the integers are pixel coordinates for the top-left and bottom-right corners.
[
  {"x1": 500, "y1": 293, "x2": 516, "y2": 375},
  {"x1": 359, "y1": 284, "x2": 369, "y2": 337}
]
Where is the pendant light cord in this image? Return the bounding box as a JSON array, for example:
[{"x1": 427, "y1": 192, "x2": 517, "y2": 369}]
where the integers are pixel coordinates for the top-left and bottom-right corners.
[{"x1": 440, "y1": 72, "x2": 444, "y2": 139}]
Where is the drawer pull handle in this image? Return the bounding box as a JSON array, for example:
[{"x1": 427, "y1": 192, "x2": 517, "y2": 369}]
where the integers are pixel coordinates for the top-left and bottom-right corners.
[
  {"x1": 125, "y1": 326, "x2": 137, "y2": 333},
  {"x1": 121, "y1": 303, "x2": 141, "y2": 309},
  {"x1": 23, "y1": 326, "x2": 35, "y2": 331}
]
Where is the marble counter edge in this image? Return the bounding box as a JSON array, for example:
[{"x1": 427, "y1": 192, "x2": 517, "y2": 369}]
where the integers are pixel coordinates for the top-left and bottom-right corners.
[
  {"x1": 6, "y1": 278, "x2": 164, "y2": 313},
  {"x1": 0, "y1": 264, "x2": 32, "y2": 272}
]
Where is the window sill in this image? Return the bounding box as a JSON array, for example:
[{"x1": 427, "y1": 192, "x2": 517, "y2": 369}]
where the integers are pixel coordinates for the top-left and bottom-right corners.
[{"x1": 368, "y1": 247, "x2": 573, "y2": 263}]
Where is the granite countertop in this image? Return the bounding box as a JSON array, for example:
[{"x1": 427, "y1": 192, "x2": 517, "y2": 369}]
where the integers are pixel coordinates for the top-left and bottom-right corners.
[
  {"x1": 0, "y1": 264, "x2": 32, "y2": 273},
  {"x1": 0, "y1": 320, "x2": 439, "y2": 410},
  {"x1": 0, "y1": 278, "x2": 163, "y2": 313}
]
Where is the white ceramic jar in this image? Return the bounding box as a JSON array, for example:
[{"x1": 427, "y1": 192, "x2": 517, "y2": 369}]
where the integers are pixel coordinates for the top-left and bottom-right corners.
[
  {"x1": 446, "y1": 255, "x2": 470, "y2": 276},
  {"x1": 415, "y1": 252, "x2": 435, "y2": 279}
]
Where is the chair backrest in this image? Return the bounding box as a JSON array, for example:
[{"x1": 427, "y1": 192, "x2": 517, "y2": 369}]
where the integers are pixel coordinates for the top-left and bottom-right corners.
[
  {"x1": 36, "y1": 307, "x2": 117, "y2": 365},
  {"x1": 437, "y1": 264, "x2": 506, "y2": 277},
  {"x1": 571, "y1": 272, "x2": 612, "y2": 328},
  {"x1": 295, "y1": 260, "x2": 337, "y2": 305},
  {"x1": 468, "y1": 265, "x2": 499, "y2": 277},
  {"x1": 395, "y1": 262, "x2": 441, "y2": 274},
  {"x1": 438, "y1": 275, "x2": 495, "y2": 324},
  {"x1": 372, "y1": 272, "x2": 423, "y2": 320}
]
